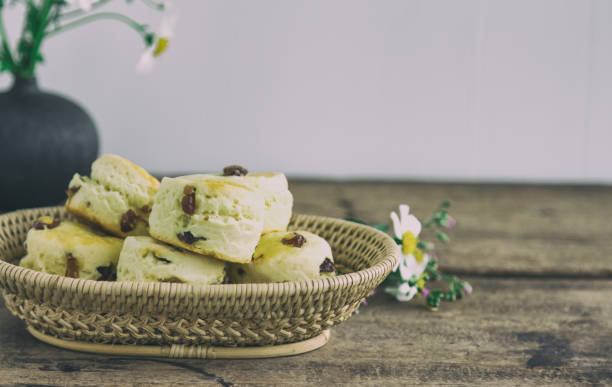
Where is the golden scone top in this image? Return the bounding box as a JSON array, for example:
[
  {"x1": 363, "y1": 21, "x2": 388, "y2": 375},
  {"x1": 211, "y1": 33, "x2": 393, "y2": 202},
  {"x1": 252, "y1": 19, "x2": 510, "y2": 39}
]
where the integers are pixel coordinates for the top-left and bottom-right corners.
[
  {"x1": 91, "y1": 154, "x2": 160, "y2": 206},
  {"x1": 102, "y1": 154, "x2": 160, "y2": 191},
  {"x1": 229, "y1": 231, "x2": 336, "y2": 283},
  {"x1": 216, "y1": 166, "x2": 293, "y2": 233},
  {"x1": 65, "y1": 154, "x2": 159, "y2": 237},
  {"x1": 20, "y1": 218, "x2": 123, "y2": 281},
  {"x1": 29, "y1": 219, "x2": 122, "y2": 247}
]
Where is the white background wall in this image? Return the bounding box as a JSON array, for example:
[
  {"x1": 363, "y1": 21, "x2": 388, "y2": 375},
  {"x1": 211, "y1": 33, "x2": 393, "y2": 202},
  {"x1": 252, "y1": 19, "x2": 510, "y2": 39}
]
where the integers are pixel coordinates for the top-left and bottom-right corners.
[{"x1": 1, "y1": 0, "x2": 611, "y2": 182}]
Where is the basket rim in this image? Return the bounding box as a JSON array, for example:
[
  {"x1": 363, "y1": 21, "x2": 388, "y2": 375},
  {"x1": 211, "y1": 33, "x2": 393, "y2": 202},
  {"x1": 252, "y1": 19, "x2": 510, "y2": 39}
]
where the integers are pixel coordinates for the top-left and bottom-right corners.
[{"x1": 0, "y1": 206, "x2": 401, "y2": 299}]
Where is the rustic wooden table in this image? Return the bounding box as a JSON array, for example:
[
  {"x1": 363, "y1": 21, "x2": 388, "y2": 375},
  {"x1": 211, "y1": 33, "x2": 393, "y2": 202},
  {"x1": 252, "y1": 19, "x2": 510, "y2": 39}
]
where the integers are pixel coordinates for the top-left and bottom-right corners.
[{"x1": 1, "y1": 182, "x2": 611, "y2": 386}]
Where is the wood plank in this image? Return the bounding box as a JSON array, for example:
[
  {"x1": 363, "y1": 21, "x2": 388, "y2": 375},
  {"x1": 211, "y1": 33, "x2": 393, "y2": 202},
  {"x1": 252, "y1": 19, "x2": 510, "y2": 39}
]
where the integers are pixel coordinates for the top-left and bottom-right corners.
[
  {"x1": 3, "y1": 180, "x2": 608, "y2": 277},
  {"x1": 1, "y1": 277, "x2": 610, "y2": 385},
  {"x1": 291, "y1": 181, "x2": 612, "y2": 277}
]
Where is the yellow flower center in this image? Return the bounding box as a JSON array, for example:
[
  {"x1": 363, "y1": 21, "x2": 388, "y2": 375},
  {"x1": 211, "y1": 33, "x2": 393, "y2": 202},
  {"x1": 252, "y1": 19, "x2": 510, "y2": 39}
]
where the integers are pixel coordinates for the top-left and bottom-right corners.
[
  {"x1": 416, "y1": 277, "x2": 425, "y2": 289},
  {"x1": 401, "y1": 231, "x2": 417, "y2": 255},
  {"x1": 413, "y1": 248, "x2": 424, "y2": 263},
  {"x1": 153, "y1": 38, "x2": 169, "y2": 57}
]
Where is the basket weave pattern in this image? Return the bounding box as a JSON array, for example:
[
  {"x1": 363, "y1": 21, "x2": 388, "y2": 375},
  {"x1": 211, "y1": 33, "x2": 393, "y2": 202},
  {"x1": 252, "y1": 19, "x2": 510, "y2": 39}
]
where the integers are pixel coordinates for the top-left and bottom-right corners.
[{"x1": 0, "y1": 207, "x2": 399, "y2": 347}]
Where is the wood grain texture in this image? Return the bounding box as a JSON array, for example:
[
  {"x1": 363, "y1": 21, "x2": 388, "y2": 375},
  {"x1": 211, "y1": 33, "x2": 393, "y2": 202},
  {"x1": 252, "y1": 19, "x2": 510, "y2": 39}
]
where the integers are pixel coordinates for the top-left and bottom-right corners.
[
  {"x1": 1, "y1": 182, "x2": 611, "y2": 385},
  {"x1": 291, "y1": 181, "x2": 612, "y2": 277},
  {"x1": 0, "y1": 278, "x2": 610, "y2": 386}
]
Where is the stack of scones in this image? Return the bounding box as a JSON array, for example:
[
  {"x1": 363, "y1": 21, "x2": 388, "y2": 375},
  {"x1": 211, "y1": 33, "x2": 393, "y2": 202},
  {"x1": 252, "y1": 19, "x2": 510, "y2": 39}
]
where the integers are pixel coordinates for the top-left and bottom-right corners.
[{"x1": 20, "y1": 155, "x2": 337, "y2": 285}]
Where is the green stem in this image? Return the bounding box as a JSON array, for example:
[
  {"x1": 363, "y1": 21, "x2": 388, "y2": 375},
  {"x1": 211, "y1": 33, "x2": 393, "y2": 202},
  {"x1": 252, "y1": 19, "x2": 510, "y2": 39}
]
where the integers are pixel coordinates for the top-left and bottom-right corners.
[
  {"x1": 58, "y1": 0, "x2": 112, "y2": 20},
  {"x1": 438, "y1": 272, "x2": 456, "y2": 283},
  {"x1": 46, "y1": 12, "x2": 146, "y2": 38},
  {"x1": 422, "y1": 217, "x2": 435, "y2": 228},
  {"x1": 422, "y1": 212, "x2": 439, "y2": 228},
  {"x1": 26, "y1": 0, "x2": 53, "y2": 76},
  {"x1": 0, "y1": 5, "x2": 16, "y2": 71}
]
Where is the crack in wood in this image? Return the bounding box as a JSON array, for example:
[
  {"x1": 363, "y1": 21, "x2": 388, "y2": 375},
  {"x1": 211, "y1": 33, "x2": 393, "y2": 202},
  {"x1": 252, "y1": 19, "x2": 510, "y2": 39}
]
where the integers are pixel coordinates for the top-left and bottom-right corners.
[
  {"x1": 129, "y1": 359, "x2": 234, "y2": 387},
  {"x1": 39, "y1": 362, "x2": 84, "y2": 372},
  {"x1": 436, "y1": 270, "x2": 612, "y2": 280},
  {"x1": 445, "y1": 229, "x2": 598, "y2": 244},
  {"x1": 30, "y1": 357, "x2": 235, "y2": 386}
]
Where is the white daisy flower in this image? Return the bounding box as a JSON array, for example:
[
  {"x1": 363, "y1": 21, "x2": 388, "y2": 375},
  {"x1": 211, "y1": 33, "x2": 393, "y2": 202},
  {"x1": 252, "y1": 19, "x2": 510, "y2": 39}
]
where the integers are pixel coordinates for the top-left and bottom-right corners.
[
  {"x1": 160, "y1": 0, "x2": 174, "y2": 11},
  {"x1": 390, "y1": 204, "x2": 421, "y2": 241},
  {"x1": 137, "y1": 13, "x2": 177, "y2": 73},
  {"x1": 386, "y1": 204, "x2": 430, "y2": 302},
  {"x1": 385, "y1": 281, "x2": 418, "y2": 302}
]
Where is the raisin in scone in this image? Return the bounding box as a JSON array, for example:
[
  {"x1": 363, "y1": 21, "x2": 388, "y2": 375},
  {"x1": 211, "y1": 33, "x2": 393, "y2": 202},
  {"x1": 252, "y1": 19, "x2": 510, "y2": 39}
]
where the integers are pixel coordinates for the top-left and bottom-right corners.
[
  {"x1": 65, "y1": 154, "x2": 160, "y2": 237},
  {"x1": 116, "y1": 237, "x2": 225, "y2": 285},
  {"x1": 221, "y1": 165, "x2": 293, "y2": 233},
  {"x1": 148, "y1": 175, "x2": 264, "y2": 263},
  {"x1": 19, "y1": 216, "x2": 123, "y2": 280},
  {"x1": 228, "y1": 231, "x2": 336, "y2": 283}
]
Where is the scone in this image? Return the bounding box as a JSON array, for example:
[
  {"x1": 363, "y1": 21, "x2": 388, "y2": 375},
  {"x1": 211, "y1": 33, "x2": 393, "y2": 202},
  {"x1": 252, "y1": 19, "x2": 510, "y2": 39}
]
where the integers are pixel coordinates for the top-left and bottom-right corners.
[
  {"x1": 116, "y1": 236, "x2": 225, "y2": 285},
  {"x1": 221, "y1": 166, "x2": 293, "y2": 233},
  {"x1": 148, "y1": 175, "x2": 265, "y2": 263},
  {"x1": 20, "y1": 216, "x2": 123, "y2": 280},
  {"x1": 65, "y1": 154, "x2": 159, "y2": 237},
  {"x1": 228, "y1": 231, "x2": 336, "y2": 283}
]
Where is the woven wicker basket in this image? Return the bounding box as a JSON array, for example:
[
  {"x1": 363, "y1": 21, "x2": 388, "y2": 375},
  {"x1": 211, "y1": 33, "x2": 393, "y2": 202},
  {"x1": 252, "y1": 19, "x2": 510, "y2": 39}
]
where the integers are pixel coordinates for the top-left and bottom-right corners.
[{"x1": 0, "y1": 206, "x2": 399, "y2": 358}]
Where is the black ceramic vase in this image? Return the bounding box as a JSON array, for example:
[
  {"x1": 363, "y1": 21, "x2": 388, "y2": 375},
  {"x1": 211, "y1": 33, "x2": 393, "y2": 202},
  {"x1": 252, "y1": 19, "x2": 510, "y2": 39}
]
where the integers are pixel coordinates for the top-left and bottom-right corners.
[{"x1": 0, "y1": 77, "x2": 99, "y2": 211}]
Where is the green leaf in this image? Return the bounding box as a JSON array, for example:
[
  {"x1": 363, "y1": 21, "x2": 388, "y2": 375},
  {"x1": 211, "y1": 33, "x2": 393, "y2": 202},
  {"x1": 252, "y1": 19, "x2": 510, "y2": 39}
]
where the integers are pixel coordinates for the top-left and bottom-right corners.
[
  {"x1": 434, "y1": 212, "x2": 447, "y2": 226},
  {"x1": 424, "y1": 259, "x2": 440, "y2": 281},
  {"x1": 144, "y1": 32, "x2": 155, "y2": 46},
  {"x1": 440, "y1": 200, "x2": 451, "y2": 208},
  {"x1": 382, "y1": 270, "x2": 402, "y2": 287},
  {"x1": 426, "y1": 290, "x2": 443, "y2": 308},
  {"x1": 18, "y1": 39, "x2": 32, "y2": 55},
  {"x1": 417, "y1": 240, "x2": 433, "y2": 250},
  {"x1": 435, "y1": 231, "x2": 449, "y2": 243},
  {"x1": 372, "y1": 223, "x2": 389, "y2": 232},
  {"x1": 0, "y1": 49, "x2": 10, "y2": 72}
]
